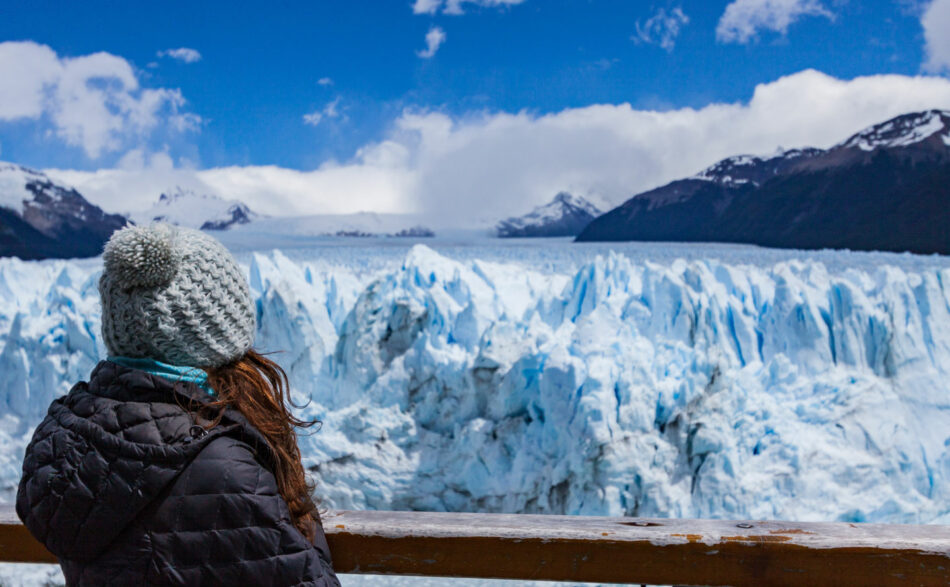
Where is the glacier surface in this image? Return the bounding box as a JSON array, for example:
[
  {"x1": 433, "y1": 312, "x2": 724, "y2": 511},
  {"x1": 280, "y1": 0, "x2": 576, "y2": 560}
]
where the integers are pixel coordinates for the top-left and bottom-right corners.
[{"x1": 2, "y1": 241, "x2": 950, "y2": 530}]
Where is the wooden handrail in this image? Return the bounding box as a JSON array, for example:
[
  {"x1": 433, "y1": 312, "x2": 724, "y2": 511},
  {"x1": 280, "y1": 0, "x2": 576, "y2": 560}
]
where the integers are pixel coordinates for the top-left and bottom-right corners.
[{"x1": 3, "y1": 506, "x2": 950, "y2": 585}]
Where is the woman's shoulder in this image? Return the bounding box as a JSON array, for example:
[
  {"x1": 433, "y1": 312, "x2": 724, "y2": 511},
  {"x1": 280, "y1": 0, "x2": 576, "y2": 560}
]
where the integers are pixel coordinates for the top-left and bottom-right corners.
[
  {"x1": 49, "y1": 360, "x2": 219, "y2": 447},
  {"x1": 174, "y1": 433, "x2": 280, "y2": 497}
]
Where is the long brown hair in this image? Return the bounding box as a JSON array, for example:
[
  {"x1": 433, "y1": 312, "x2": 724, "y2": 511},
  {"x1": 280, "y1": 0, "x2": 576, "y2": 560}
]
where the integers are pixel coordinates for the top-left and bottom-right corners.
[{"x1": 201, "y1": 350, "x2": 319, "y2": 541}]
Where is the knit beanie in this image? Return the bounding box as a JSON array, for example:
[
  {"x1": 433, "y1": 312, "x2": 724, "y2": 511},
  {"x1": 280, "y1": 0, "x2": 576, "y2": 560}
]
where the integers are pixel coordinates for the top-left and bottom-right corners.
[{"x1": 99, "y1": 223, "x2": 256, "y2": 368}]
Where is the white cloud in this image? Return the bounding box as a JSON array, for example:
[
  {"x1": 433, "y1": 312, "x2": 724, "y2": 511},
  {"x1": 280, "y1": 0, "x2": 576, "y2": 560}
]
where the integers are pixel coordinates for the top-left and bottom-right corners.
[
  {"x1": 157, "y1": 47, "x2": 202, "y2": 63},
  {"x1": 318, "y1": 77, "x2": 334, "y2": 86},
  {"x1": 633, "y1": 7, "x2": 690, "y2": 51},
  {"x1": 0, "y1": 41, "x2": 199, "y2": 158},
  {"x1": 412, "y1": 0, "x2": 444, "y2": 14},
  {"x1": 50, "y1": 149, "x2": 188, "y2": 213},
  {"x1": 0, "y1": 42, "x2": 60, "y2": 120},
  {"x1": 303, "y1": 97, "x2": 342, "y2": 126},
  {"x1": 302, "y1": 112, "x2": 323, "y2": 126},
  {"x1": 48, "y1": 144, "x2": 416, "y2": 218},
  {"x1": 717, "y1": 0, "x2": 832, "y2": 44},
  {"x1": 923, "y1": 0, "x2": 950, "y2": 72},
  {"x1": 413, "y1": 0, "x2": 524, "y2": 15},
  {"x1": 417, "y1": 27, "x2": 447, "y2": 58},
  {"x1": 49, "y1": 70, "x2": 950, "y2": 227}
]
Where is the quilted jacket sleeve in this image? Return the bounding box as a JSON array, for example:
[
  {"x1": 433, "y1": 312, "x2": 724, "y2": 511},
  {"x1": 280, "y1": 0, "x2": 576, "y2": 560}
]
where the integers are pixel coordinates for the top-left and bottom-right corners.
[{"x1": 144, "y1": 436, "x2": 340, "y2": 587}]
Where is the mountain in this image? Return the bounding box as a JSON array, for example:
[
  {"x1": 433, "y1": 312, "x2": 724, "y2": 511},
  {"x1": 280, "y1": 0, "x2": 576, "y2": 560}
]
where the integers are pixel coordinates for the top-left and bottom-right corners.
[
  {"x1": 132, "y1": 187, "x2": 258, "y2": 231},
  {"x1": 577, "y1": 110, "x2": 950, "y2": 255},
  {"x1": 496, "y1": 192, "x2": 602, "y2": 237},
  {"x1": 0, "y1": 162, "x2": 127, "y2": 260}
]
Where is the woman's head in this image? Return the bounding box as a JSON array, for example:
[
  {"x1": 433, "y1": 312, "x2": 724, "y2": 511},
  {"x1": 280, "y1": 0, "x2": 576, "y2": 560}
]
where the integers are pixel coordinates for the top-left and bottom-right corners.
[{"x1": 99, "y1": 223, "x2": 256, "y2": 367}]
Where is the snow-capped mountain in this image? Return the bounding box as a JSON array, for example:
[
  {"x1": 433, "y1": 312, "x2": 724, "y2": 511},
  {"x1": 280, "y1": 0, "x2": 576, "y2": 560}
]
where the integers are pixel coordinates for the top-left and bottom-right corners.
[
  {"x1": 693, "y1": 148, "x2": 824, "y2": 186},
  {"x1": 578, "y1": 110, "x2": 950, "y2": 254},
  {"x1": 496, "y1": 192, "x2": 602, "y2": 237},
  {"x1": 132, "y1": 187, "x2": 258, "y2": 231},
  {"x1": 0, "y1": 162, "x2": 126, "y2": 260},
  {"x1": 838, "y1": 109, "x2": 950, "y2": 151}
]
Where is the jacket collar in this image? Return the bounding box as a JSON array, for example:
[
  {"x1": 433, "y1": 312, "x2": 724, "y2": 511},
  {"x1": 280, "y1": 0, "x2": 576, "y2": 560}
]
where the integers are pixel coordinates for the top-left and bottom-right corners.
[
  {"x1": 87, "y1": 359, "x2": 214, "y2": 406},
  {"x1": 107, "y1": 356, "x2": 214, "y2": 396}
]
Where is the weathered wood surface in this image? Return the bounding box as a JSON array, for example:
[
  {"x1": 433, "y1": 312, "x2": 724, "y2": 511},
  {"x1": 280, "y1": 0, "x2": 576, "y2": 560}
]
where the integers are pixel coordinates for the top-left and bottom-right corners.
[
  {"x1": 4, "y1": 505, "x2": 950, "y2": 585},
  {"x1": 322, "y1": 510, "x2": 950, "y2": 585},
  {"x1": 0, "y1": 506, "x2": 57, "y2": 564}
]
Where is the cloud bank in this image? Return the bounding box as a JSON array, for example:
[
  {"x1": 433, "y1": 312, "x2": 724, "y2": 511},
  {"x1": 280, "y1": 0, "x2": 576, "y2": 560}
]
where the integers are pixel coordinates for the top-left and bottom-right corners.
[
  {"x1": 0, "y1": 41, "x2": 199, "y2": 158},
  {"x1": 717, "y1": 0, "x2": 833, "y2": 43},
  {"x1": 49, "y1": 70, "x2": 950, "y2": 226}
]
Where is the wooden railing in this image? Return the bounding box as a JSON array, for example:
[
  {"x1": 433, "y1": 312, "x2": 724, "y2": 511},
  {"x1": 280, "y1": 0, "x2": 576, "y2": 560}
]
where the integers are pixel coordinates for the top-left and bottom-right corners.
[{"x1": 3, "y1": 506, "x2": 950, "y2": 585}]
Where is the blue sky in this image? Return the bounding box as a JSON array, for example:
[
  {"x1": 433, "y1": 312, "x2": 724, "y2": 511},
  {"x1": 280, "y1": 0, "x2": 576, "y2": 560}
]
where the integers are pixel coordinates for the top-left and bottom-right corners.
[
  {"x1": 0, "y1": 0, "x2": 931, "y2": 169},
  {"x1": 1, "y1": 0, "x2": 950, "y2": 221}
]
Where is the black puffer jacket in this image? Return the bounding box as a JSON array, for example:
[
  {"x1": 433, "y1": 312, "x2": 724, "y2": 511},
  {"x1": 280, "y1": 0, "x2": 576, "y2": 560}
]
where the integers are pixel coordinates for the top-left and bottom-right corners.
[{"x1": 16, "y1": 361, "x2": 340, "y2": 586}]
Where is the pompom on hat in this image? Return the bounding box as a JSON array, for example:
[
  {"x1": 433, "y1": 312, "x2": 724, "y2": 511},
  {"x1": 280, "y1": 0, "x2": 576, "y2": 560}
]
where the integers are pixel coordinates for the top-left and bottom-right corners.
[{"x1": 99, "y1": 223, "x2": 256, "y2": 368}]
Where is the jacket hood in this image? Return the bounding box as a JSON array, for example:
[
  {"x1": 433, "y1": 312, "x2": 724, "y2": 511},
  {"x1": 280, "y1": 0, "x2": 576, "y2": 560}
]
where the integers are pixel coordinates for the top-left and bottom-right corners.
[{"x1": 16, "y1": 361, "x2": 271, "y2": 562}]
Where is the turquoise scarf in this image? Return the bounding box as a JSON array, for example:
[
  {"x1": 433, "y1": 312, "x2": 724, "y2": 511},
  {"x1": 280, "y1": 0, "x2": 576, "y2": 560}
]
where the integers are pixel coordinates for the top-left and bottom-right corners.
[{"x1": 108, "y1": 356, "x2": 215, "y2": 396}]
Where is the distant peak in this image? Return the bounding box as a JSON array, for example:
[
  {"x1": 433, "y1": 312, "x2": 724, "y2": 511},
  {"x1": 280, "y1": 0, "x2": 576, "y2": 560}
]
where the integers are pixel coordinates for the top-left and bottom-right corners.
[
  {"x1": 136, "y1": 187, "x2": 256, "y2": 231},
  {"x1": 545, "y1": 192, "x2": 599, "y2": 212},
  {"x1": 838, "y1": 110, "x2": 950, "y2": 152},
  {"x1": 495, "y1": 192, "x2": 601, "y2": 237}
]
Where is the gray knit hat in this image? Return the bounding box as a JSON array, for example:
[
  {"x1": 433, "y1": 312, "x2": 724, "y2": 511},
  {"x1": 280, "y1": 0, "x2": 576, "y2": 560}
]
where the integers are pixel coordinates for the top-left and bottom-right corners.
[{"x1": 99, "y1": 223, "x2": 256, "y2": 368}]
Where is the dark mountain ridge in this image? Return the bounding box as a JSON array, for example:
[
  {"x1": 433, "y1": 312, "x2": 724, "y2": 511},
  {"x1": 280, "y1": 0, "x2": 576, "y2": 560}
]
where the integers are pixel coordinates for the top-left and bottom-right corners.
[
  {"x1": 577, "y1": 110, "x2": 950, "y2": 255},
  {"x1": 0, "y1": 163, "x2": 127, "y2": 260}
]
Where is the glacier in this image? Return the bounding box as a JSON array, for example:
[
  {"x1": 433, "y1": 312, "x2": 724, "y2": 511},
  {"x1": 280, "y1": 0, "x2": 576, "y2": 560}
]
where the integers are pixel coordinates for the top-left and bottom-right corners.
[
  {"x1": 2, "y1": 241, "x2": 950, "y2": 525},
  {"x1": 281, "y1": 244, "x2": 950, "y2": 523},
  {"x1": 2, "y1": 240, "x2": 950, "y2": 585}
]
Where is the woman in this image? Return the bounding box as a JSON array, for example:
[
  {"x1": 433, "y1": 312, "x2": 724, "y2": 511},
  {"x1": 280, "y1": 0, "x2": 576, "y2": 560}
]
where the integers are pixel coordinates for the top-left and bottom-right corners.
[{"x1": 16, "y1": 224, "x2": 340, "y2": 586}]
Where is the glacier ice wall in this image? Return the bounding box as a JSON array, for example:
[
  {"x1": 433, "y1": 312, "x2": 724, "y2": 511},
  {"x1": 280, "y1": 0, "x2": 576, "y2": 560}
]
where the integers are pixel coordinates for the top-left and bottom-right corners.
[{"x1": 2, "y1": 245, "x2": 950, "y2": 525}]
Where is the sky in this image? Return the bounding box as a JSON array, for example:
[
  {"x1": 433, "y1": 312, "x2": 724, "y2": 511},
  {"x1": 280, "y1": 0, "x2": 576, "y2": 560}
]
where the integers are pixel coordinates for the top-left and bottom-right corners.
[{"x1": 2, "y1": 0, "x2": 950, "y2": 224}]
